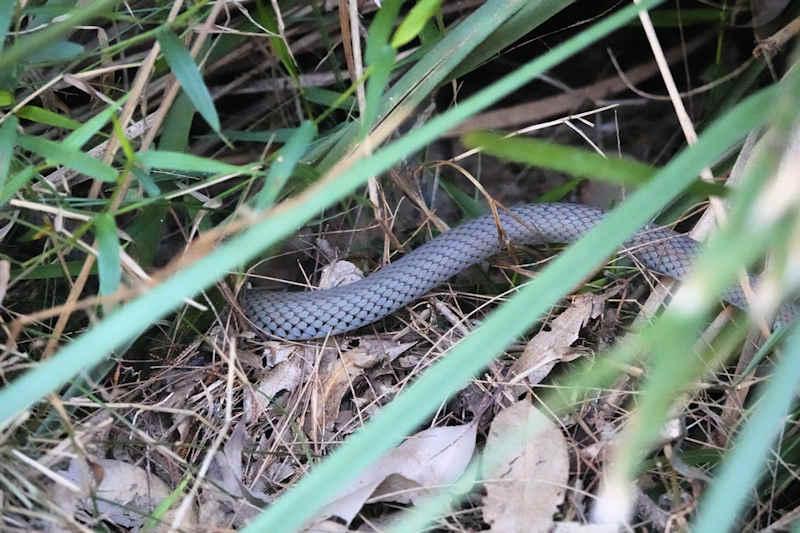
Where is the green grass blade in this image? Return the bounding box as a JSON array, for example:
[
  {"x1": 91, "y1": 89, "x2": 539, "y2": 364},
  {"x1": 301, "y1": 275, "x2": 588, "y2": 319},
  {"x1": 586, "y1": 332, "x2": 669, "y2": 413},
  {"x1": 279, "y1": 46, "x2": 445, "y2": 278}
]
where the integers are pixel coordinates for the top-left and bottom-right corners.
[
  {"x1": 0, "y1": 114, "x2": 16, "y2": 188},
  {"x1": 465, "y1": 131, "x2": 654, "y2": 184},
  {"x1": 156, "y1": 29, "x2": 220, "y2": 133},
  {"x1": 692, "y1": 323, "x2": 800, "y2": 532},
  {"x1": 16, "y1": 105, "x2": 81, "y2": 130},
  {"x1": 137, "y1": 150, "x2": 251, "y2": 175},
  {"x1": 464, "y1": 131, "x2": 728, "y2": 196},
  {"x1": 0, "y1": 0, "x2": 666, "y2": 433},
  {"x1": 157, "y1": 91, "x2": 194, "y2": 152},
  {"x1": 254, "y1": 0, "x2": 299, "y2": 77},
  {"x1": 239, "y1": 73, "x2": 777, "y2": 532},
  {"x1": 95, "y1": 213, "x2": 121, "y2": 296},
  {"x1": 64, "y1": 99, "x2": 123, "y2": 150},
  {"x1": 0, "y1": 1, "x2": 14, "y2": 54},
  {"x1": 391, "y1": 0, "x2": 442, "y2": 48},
  {"x1": 254, "y1": 120, "x2": 316, "y2": 210},
  {"x1": 18, "y1": 134, "x2": 117, "y2": 182},
  {"x1": 0, "y1": 166, "x2": 36, "y2": 204}
]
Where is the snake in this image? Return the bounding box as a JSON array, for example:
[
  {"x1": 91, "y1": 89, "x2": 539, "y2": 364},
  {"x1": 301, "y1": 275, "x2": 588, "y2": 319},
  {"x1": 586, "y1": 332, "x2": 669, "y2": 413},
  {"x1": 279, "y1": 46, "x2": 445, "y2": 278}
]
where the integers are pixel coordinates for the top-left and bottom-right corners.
[{"x1": 242, "y1": 202, "x2": 792, "y2": 340}]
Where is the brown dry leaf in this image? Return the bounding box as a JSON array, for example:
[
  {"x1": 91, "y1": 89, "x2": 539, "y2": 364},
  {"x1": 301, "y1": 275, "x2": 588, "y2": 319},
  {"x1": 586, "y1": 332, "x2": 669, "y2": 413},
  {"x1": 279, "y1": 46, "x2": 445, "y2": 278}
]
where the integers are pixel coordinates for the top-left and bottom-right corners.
[
  {"x1": 510, "y1": 293, "x2": 604, "y2": 386},
  {"x1": 245, "y1": 355, "x2": 307, "y2": 421},
  {"x1": 310, "y1": 337, "x2": 415, "y2": 438},
  {"x1": 199, "y1": 422, "x2": 269, "y2": 528},
  {"x1": 483, "y1": 400, "x2": 569, "y2": 533},
  {"x1": 52, "y1": 458, "x2": 196, "y2": 532},
  {"x1": 315, "y1": 422, "x2": 477, "y2": 526}
]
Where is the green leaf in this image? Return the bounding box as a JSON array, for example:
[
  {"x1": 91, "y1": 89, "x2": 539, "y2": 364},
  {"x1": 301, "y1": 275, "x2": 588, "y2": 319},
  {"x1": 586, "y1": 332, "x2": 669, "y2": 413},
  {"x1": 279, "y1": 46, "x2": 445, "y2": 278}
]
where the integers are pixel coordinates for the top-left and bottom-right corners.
[
  {"x1": 0, "y1": 90, "x2": 14, "y2": 107},
  {"x1": 0, "y1": 1, "x2": 15, "y2": 54},
  {"x1": 17, "y1": 105, "x2": 81, "y2": 130},
  {"x1": 0, "y1": 115, "x2": 16, "y2": 190},
  {"x1": 464, "y1": 133, "x2": 728, "y2": 197},
  {"x1": 254, "y1": 0, "x2": 298, "y2": 77},
  {"x1": 391, "y1": 0, "x2": 442, "y2": 48},
  {"x1": 437, "y1": 179, "x2": 486, "y2": 218},
  {"x1": 127, "y1": 200, "x2": 168, "y2": 267},
  {"x1": 131, "y1": 167, "x2": 161, "y2": 197},
  {"x1": 158, "y1": 91, "x2": 195, "y2": 152},
  {"x1": 95, "y1": 213, "x2": 121, "y2": 296},
  {"x1": 18, "y1": 134, "x2": 117, "y2": 182},
  {"x1": 0, "y1": 166, "x2": 36, "y2": 204},
  {"x1": 64, "y1": 99, "x2": 123, "y2": 150},
  {"x1": 156, "y1": 29, "x2": 220, "y2": 132},
  {"x1": 26, "y1": 40, "x2": 83, "y2": 64},
  {"x1": 137, "y1": 150, "x2": 251, "y2": 175},
  {"x1": 362, "y1": 44, "x2": 395, "y2": 136},
  {"x1": 254, "y1": 121, "x2": 316, "y2": 209},
  {"x1": 466, "y1": 133, "x2": 654, "y2": 184}
]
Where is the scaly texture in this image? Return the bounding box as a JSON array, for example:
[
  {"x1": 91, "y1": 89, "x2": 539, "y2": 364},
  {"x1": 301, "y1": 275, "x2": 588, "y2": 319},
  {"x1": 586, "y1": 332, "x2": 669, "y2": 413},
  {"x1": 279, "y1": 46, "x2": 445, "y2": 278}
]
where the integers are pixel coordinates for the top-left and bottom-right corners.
[{"x1": 242, "y1": 202, "x2": 791, "y2": 340}]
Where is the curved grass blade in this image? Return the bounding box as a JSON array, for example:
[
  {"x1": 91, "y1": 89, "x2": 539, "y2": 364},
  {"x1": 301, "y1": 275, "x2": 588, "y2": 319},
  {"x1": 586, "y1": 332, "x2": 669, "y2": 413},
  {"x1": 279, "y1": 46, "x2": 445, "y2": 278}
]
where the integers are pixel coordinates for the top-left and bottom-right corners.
[
  {"x1": 18, "y1": 134, "x2": 117, "y2": 182},
  {"x1": 137, "y1": 150, "x2": 251, "y2": 175},
  {"x1": 156, "y1": 29, "x2": 220, "y2": 133},
  {"x1": 16, "y1": 105, "x2": 81, "y2": 130}
]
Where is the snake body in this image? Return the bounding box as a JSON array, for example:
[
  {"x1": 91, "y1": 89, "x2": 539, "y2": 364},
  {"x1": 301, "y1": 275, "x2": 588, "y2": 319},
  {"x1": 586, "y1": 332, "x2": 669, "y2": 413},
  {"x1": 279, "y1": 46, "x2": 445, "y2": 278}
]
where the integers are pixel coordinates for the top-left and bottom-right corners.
[{"x1": 242, "y1": 202, "x2": 787, "y2": 340}]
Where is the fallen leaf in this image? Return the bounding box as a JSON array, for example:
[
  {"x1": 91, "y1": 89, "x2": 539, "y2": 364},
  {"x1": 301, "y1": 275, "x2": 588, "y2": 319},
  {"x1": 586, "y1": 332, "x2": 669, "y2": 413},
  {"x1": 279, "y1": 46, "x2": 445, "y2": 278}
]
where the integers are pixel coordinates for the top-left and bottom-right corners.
[
  {"x1": 309, "y1": 337, "x2": 415, "y2": 440},
  {"x1": 245, "y1": 356, "x2": 307, "y2": 421},
  {"x1": 53, "y1": 458, "x2": 196, "y2": 532},
  {"x1": 317, "y1": 422, "x2": 477, "y2": 525},
  {"x1": 482, "y1": 400, "x2": 569, "y2": 533},
  {"x1": 511, "y1": 293, "x2": 603, "y2": 386}
]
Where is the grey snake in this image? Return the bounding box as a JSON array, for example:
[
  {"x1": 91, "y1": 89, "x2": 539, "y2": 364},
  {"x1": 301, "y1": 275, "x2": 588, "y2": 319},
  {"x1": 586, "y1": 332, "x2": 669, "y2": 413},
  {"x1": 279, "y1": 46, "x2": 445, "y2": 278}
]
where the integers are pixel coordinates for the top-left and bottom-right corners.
[{"x1": 242, "y1": 202, "x2": 793, "y2": 340}]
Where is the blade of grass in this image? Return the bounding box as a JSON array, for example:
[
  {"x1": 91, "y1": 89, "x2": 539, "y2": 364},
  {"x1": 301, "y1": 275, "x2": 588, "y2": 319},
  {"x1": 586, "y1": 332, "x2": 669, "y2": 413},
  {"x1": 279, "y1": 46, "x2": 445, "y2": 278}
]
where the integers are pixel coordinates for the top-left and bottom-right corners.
[
  {"x1": 0, "y1": 115, "x2": 16, "y2": 187},
  {"x1": 391, "y1": 0, "x2": 442, "y2": 48},
  {"x1": 95, "y1": 213, "x2": 121, "y2": 296},
  {"x1": 63, "y1": 99, "x2": 123, "y2": 150},
  {"x1": 0, "y1": 1, "x2": 14, "y2": 54},
  {"x1": 17, "y1": 134, "x2": 117, "y2": 183},
  {"x1": 465, "y1": 132, "x2": 728, "y2": 196},
  {"x1": 156, "y1": 29, "x2": 220, "y2": 133},
  {"x1": 136, "y1": 150, "x2": 253, "y2": 175},
  {"x1": 239, "y1": 72, "x2": 779, "y2": 532},
  {"x1": 0, "y1": 0, "x2": 666, "y2": 431},
  {"x1": 16, "y1": 105, "x2": 81, "y2": 130},
  {"x1": 157, "y1": 91, "x2": 194, "y2": 152},
  {"x1": 0, "y1": 166, "x2": 36, "y2": 204}
]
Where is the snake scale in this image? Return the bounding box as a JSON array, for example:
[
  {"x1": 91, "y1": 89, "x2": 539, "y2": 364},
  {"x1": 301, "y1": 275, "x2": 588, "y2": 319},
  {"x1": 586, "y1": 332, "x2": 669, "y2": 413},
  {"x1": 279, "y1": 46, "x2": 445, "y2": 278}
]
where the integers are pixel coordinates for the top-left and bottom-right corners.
[{"x1": 242, "y1": 202, "x2": 791, "y2": 340}]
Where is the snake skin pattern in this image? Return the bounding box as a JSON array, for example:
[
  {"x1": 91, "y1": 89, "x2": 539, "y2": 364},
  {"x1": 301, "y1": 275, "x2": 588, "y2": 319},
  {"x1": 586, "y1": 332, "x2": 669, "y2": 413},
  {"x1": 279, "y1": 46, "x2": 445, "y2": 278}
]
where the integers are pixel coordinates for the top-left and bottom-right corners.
[{"x1": 243, "y1": 202, "x2": 793, "y2": 340}]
